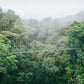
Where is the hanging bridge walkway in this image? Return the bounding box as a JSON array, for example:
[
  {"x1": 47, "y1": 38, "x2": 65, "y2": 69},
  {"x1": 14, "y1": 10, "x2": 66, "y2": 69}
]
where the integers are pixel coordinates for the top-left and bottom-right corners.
[{"x1": 10, "y1": 48, "x2": 80, "y2": 54}]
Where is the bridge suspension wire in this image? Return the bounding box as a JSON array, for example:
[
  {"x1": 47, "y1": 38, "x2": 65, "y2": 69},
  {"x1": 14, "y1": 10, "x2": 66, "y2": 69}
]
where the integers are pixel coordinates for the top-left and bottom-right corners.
[{"x1": 10, "y1": 48, "x2": 80, "y2": 54}]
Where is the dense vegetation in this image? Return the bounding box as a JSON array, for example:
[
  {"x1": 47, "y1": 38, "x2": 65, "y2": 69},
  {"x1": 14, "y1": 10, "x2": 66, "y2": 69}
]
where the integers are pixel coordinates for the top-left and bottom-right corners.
[{"x1": 0, "y1": 8, "x2": 84, "y2": 84}]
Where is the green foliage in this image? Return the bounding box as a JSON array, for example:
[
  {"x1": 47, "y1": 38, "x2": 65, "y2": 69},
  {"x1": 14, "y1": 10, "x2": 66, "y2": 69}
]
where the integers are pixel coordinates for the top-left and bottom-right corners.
[{"x1": 1, "y1": 7, "x2": 84, "y2": 84}]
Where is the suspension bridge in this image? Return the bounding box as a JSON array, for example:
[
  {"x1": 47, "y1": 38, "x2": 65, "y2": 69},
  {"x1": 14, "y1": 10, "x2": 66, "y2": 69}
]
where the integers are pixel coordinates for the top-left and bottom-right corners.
[{"x1": 10, "y1": 48, "x2": 80, "y2": 54}]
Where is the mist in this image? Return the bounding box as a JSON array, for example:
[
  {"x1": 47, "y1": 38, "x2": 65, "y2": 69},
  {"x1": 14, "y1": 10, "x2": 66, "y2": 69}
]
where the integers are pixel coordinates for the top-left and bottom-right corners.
[
  {"x1": 0, "y1": 0, "x2": 84, "y2": 20},
  {"x1": 1, "y1": 0, "x2": 84, "y2": 84}
]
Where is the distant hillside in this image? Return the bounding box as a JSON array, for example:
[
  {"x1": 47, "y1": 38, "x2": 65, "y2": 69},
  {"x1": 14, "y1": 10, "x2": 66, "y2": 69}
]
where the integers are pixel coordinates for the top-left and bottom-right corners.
[
  {"x1": 58, "y1": 11, "x2": 84, "y2": 26},
  {"x1": 22, "y1": 11, "x2": 84, "y2": 33}
]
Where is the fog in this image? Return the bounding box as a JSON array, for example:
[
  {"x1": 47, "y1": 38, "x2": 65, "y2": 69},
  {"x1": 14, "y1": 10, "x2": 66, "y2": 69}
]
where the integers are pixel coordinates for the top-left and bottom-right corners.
[{"x1": 0, "y1": 0, "x2": 84, "y2": 19}]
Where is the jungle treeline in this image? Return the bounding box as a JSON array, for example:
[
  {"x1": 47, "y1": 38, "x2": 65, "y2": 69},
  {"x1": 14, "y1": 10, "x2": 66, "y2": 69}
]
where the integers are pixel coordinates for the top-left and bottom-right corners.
[{"x1": 0, "y1": 8, "x2": 84, "y2": 84}]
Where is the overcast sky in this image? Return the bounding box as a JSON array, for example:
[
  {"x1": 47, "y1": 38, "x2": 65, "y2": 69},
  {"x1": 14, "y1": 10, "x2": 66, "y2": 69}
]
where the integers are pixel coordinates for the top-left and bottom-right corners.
[{"x1": 0, "y1": 0, "x2": 84, "y2": 19}]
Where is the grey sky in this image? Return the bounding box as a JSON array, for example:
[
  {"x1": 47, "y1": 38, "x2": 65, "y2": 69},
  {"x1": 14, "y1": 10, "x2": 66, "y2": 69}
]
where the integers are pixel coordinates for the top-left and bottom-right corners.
[{"x1": 0, "y1": 0, "x2": 84, "y2": 19}]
